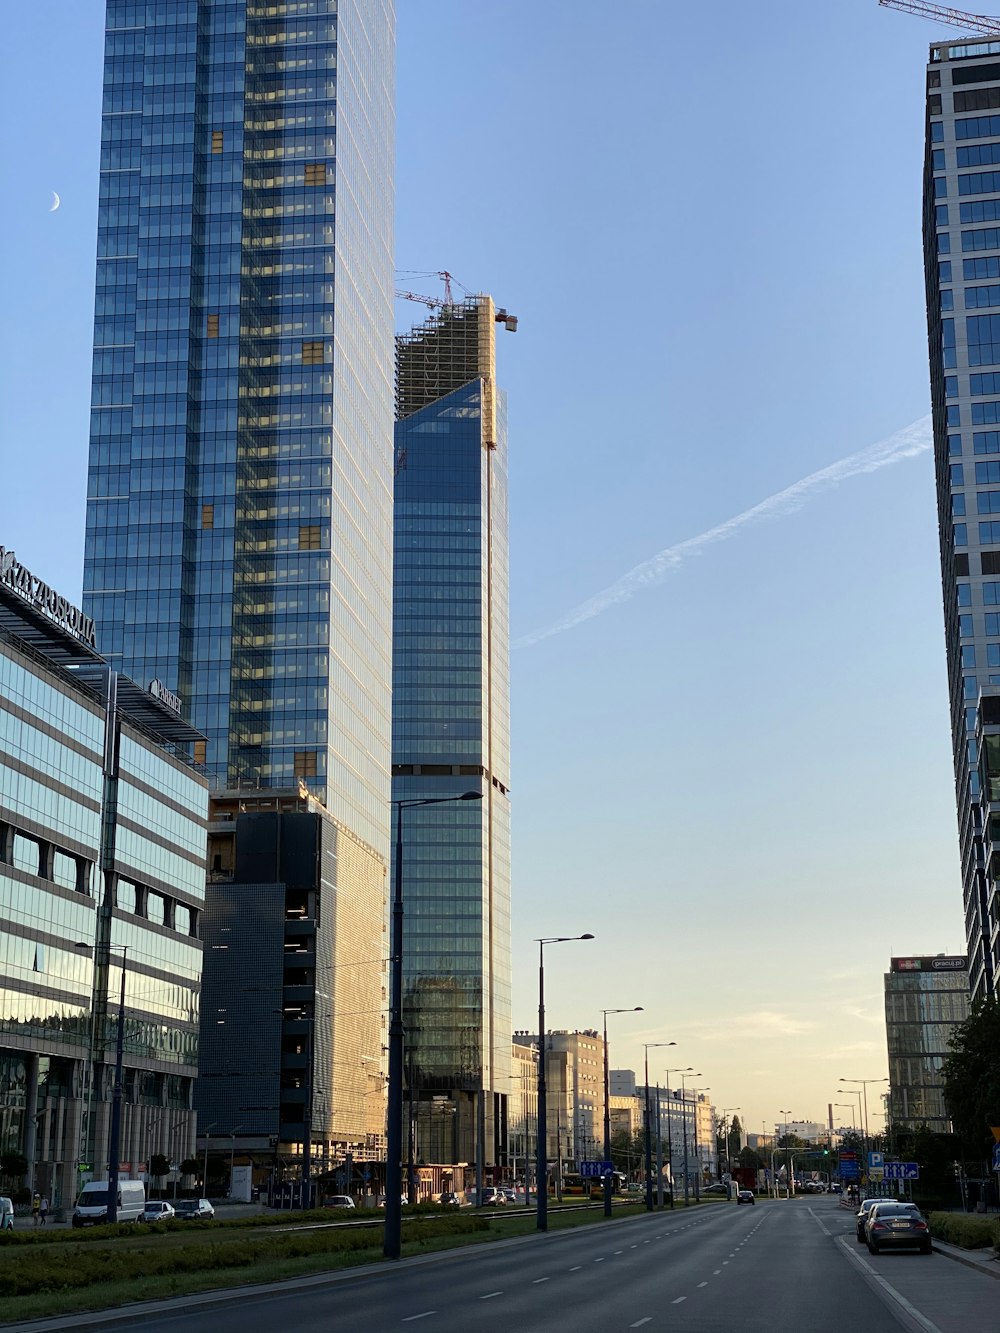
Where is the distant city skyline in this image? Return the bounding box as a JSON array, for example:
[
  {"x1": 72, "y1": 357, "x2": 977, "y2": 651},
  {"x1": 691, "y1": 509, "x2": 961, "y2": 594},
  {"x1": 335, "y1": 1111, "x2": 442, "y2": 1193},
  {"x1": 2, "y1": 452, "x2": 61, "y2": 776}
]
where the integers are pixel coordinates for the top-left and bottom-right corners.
[{"x1": 0, "y1": 0, "x2": 972, "y2": 1136}]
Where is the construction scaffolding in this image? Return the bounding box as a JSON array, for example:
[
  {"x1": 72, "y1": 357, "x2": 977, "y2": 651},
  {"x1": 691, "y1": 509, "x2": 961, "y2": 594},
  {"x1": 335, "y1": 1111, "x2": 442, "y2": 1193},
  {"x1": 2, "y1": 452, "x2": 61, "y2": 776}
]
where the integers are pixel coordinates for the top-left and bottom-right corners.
[{"x1": 395, "y1": 296, "x2": 498, "y2": 447}]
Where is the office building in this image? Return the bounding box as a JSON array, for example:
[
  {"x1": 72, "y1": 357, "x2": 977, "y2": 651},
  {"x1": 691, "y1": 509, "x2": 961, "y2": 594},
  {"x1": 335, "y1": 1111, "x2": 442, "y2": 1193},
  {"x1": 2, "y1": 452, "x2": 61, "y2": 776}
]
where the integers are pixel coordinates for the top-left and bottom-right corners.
[
  {"x1": 508, "y1": 1039, "x2": 537, "y2": 1183},
  {"x1": 921, "y1": 36, "x2": 1000, "y2": 999},
  {"x1": 514, "y1": 1029, "x2": 603, "y2": 1167},
  {"x1": 638, "y1": 1083, "x2": 717, "y2": 1188},
  {"x1": 83, "y1": 0, "x2": 396, "y2": 859},
  {"x1": 197, "y1": 788, "x2": 386, "y2": 1191},
  {"x1": 884, "y1": 954, "x2": 969, "y2": 1134},
  {"x1": 393, "y1": 298, "x2": 514, "y2": 1173},
  {"x1": 0, "y1": 544, "x2": 206, "y2": 1207}
]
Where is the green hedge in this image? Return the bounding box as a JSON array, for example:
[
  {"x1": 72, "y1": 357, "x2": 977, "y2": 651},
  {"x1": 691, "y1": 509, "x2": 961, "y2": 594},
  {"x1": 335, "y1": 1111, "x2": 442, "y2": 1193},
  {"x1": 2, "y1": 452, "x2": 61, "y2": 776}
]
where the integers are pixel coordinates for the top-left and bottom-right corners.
[
  {"x1": 0, "y1": 1214, "x2": 488, "y2": 1298},
  {"x1": 927, "y1": 1212, "x2": 999, "y2": 1249}
]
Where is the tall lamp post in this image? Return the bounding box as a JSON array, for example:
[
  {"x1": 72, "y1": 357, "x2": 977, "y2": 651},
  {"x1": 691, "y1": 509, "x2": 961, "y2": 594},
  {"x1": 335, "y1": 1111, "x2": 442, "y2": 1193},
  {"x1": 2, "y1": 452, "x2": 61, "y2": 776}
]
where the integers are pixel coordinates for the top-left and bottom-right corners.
[
  {"x1": 384, "y1": 791, "x2": 483, "y2": 1262},
  {"x1": 721, "y1": 1106, "x2": 741, "y2": 1181},
  {"x1": 779, "y1": 1110, "x2": 793, "y2": 1199},
  {"x1": 678, "y1": 1070, "x2": 701, "y2": 1206},
  {"x1": 840, "y1": 1077, "x2": 888, "y2": 1153},
  {"x1": 691, "y1": 1086, "x2": 710, "y2": 1199},
  {"x1": 642, "y1": 1044, "x2": 677, "y2": 1211},
  {"x1": 76, "y1": 941, "x2": 128, "y2": 1224},
  {"x1": 837, "y1": 1087, "x2": 867, "y2": 1160},
  {"x1": 601, "y1": 1006, "x2": 643, "y2": 1218},
  {"x1": 536, "y1": 934, "x2": 594, "y2": 1231}
]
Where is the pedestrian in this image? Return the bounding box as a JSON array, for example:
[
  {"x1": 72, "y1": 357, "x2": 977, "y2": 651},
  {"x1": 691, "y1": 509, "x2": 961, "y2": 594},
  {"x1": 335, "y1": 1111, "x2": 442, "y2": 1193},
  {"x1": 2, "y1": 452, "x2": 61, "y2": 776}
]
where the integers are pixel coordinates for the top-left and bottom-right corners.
[
  {"x1": 31, "y1": 1192, "x2": 40, "y2": 1227},
  {"x1": 40, "y1": 1196, "x2": 48, "y2": 1225}
]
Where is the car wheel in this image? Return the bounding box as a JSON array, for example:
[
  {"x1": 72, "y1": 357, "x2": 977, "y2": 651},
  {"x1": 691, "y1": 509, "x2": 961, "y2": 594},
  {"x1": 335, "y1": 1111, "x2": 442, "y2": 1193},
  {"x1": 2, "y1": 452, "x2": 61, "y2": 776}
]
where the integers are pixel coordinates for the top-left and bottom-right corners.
[
  {"x1": 868, "y1": 1241, "x2": 878, "y2": 1255},
  {"x1": 920, "y1": 1243, "x2": 932, "y2": 1255},
  {"x1": 857, "y1": 1228, "x2": 865, "y2": 1242}
]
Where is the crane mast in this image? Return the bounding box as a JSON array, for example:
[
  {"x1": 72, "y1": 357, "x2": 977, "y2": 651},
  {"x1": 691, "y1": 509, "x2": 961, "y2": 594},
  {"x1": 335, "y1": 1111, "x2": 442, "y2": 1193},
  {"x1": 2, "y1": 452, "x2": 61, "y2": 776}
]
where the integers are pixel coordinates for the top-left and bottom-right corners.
[{"x1": 878, "y1": 0, "x2": 1000, "y2": 37}]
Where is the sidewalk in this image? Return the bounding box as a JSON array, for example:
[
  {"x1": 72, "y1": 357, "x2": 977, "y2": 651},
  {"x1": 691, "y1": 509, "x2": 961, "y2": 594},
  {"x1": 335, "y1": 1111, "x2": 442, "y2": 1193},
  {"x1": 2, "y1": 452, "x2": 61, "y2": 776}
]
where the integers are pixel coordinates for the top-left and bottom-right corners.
[{"x1": 933, "y1": 1235, "x2": 1000, "y2": 1278}]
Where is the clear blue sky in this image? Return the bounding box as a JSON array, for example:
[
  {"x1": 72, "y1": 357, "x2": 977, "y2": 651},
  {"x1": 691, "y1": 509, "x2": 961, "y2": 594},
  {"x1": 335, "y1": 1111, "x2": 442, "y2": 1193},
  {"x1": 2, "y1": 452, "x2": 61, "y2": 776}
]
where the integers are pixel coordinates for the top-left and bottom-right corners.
[{"x1": 0, "y1": 0, "x2": 966, "y2": 1139}]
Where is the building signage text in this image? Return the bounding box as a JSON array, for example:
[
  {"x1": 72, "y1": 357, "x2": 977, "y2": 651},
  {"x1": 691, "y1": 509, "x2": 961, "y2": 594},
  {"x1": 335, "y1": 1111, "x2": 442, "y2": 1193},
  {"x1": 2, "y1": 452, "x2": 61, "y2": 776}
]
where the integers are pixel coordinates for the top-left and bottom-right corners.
[
  {"x1": 149, "y1": 678, "x2": 182, "y2": 715},
  {"x1": 0, "y1": 547, "x2": 97, "y2": 648},
  {"x1": 891, "y1": 956, "x2": 968, "y2": 972}
]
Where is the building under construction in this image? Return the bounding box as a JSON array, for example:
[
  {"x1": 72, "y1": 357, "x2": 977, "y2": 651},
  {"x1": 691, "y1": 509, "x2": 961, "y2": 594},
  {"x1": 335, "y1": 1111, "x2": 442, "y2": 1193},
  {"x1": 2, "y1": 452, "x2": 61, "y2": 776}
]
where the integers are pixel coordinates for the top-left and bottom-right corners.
[{"x1": 391, "y1": 293, "x2": 515, "y2": 1186}]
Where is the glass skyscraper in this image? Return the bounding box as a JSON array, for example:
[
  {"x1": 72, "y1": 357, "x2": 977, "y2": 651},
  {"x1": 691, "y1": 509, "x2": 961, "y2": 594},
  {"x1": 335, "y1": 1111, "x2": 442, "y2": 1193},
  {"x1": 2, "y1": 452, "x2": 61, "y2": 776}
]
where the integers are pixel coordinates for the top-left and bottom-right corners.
[
  {"x1": 922, "y1": 36, "x2": 1000, "y2": 1000},
  {"x1": 83, "y1": 0, "x2": 395, "y2": 856},
  {"x1": 392, "y1": 298, "x2": 513, "y2": 1172},
  {"x1": 884, "y1": 955, "x2": 969, "y2": 1134}
]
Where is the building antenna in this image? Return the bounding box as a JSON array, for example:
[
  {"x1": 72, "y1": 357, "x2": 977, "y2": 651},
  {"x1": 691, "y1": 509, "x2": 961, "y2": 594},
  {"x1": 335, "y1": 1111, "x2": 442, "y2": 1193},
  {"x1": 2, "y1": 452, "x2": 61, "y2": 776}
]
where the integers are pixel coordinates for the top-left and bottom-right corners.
[{"x1": 878, "y1": 0, "x2": 1000, "y2": 37}]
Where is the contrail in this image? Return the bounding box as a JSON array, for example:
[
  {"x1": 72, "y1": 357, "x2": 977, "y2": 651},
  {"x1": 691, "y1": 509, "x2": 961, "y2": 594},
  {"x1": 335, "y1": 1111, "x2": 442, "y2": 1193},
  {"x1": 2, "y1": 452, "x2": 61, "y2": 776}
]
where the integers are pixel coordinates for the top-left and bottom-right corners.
[{"x1": 514, "y1": 414, "x2": 932, "y2": 649}]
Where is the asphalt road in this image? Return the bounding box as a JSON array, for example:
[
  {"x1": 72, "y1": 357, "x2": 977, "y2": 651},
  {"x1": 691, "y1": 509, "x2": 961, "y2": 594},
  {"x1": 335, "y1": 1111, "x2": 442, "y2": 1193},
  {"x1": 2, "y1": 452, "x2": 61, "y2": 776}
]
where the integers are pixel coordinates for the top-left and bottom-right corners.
[{"x1": 17, "y1": 1196, "x2": 1000, "y2": 1333}]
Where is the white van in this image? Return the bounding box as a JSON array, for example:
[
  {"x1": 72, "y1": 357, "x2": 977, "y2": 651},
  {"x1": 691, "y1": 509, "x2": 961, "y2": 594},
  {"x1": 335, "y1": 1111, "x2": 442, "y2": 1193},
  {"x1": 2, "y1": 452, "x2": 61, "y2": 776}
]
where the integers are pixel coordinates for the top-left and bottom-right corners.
[{"x1": 72, "y1": 1180, "x2": 146, "y2": 1227}]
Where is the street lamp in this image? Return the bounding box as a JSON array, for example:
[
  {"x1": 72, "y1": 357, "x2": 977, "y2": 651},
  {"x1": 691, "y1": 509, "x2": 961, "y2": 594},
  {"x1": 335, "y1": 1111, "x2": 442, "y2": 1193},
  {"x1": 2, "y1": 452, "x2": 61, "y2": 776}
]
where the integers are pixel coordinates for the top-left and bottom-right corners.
[
  {"x1": 691, "y1": 1086, "x2": 710, "y2": 1200},
  {"x1": 76, "y1": 941, "x2": 128, "y2": 1224},
  {"x1": 839, "y1": 1077, "x2": 888, "y2": 1150},
  {"x1": 721, "y1": 1107, "x2": 741, "y2": 1180},
  {"x1": 643, "y1": 1044, "x2": 677, "y2": 1211},
  {"x1": 536, "y1": 934, "x2": 595, "y2": 1232},
  {"x1": 779, "y1": 1110, "x2": 793, "y2": 1199},
  {"x1": 837, "y1": 1087, "x2": 867, "y2": 1157},
  {"x1": 384, "y1": 791, "x2": 483, "y2": 1261},
  {"x1": 679, "y1": 1071, "x2": 701, "y2": 1206},
  {"x1": 601, "y1": 1006, "x2": 643, "y2": 1218}
]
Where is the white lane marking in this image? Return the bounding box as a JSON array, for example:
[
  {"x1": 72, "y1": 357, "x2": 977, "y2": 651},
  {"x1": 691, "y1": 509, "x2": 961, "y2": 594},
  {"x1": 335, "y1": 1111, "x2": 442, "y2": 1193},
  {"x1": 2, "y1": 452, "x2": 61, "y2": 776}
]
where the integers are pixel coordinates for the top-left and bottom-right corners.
[
  {"x1": 594, "y1": 1257, "x2": 605, "y2": 1263},
  {"x1": 532, "y1": 1277, "x2": 550, "y2": 1284},
  {"x1": 630, "y1": 1321, "x2": 652, "y2": 1329},
  {"x1": 808, "y1": 1206, "x2": 832, "y2": 1237},
  {"x1": 481, "y1": 1292, "x2": 502, "y2": 1300},
  {"x1": 714, "y1": 1269, "x2": 722, "y2": 1274},
  {"x1": 402, "y1": 1316, "x2": 435, "y2": 1324},
  {"x1": 837, "y1": 1237, "x2": 943, "y2": 1333},
  {"x1": 614, "y1": 1249, "x2": 623, "y2": 1254},
  {"x1": 672, "y1": 1297, "x2": 687, "y2": 1305},
  {"x1": 630, "y1": 1244, "x2": 638, "y2": 1249},
  {"x1": 698, "y1": 1281, "x2": 708, "y2": 1287},
  {"x1": 723, "y1": 1260, "x2": 730, "y2": 1265},
  {"x1": 569, "y1": 1265, "x2": 582, "y2": 1272}
]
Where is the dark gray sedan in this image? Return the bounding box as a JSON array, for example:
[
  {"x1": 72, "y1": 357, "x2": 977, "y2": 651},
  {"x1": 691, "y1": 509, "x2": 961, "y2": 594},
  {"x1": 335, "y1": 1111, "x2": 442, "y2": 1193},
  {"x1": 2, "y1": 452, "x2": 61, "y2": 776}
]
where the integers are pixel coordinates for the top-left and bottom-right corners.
[{"x1": 865, "y1": 1202, "x2": 932, "y2": 1254}]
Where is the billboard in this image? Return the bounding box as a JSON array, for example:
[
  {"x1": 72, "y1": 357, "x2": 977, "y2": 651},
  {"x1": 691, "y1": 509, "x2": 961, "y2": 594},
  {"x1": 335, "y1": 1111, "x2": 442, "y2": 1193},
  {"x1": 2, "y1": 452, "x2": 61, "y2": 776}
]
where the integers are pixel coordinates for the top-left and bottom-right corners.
[{"x1": 890, "y1": 956, "x2": 967, "y2": 973}]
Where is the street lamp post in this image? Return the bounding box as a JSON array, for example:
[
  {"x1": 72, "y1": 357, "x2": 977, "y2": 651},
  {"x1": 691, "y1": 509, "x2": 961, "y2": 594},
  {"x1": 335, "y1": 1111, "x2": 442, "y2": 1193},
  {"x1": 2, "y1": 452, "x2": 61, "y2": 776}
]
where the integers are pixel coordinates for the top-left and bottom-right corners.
[
  {"x1": 691, "y1": 1086, "x2": 710, "y2": 1200},
  {"x1": 677, "y1": 1071, "x2": 701, "y2": 1206},
  {"x1": 840, "y1": 1077, "x2": 888, "y2": 1152},
  {"x1": 384, "y1": 791, "x2": 483, "y2": 1261},
  {"x1": 536, "y1": 934, "x2": 594, "y2": 1232},
  {"x1": 643, "y1": 1044, "x2": 677, "y2": 1211},
  {"x1": 721, "y1": 1107, "x2": 741, "y2": 1182},
  {"x1": 202, "y1": 1123, "x2": 218, "y2": 1195},
  {"x1": 601, "y1": 1006, "x2": 643, "y2": 1218},
  {"x1": 779, "y1": 1110, "x2": 793, "y2": 1199},
  {"x1": 837, "y1": 1087, "x2": 867, "y2": 1159},
  {"x1": 76, "y1": 941, "x2": 127, "y2": 1224}
]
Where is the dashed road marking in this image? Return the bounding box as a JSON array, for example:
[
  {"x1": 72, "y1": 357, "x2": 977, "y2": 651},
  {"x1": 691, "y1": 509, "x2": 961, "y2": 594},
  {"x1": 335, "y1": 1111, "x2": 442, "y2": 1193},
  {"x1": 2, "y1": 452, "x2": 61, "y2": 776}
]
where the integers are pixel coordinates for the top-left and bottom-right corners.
[
  {"x1": 569, "y1": 1265, "x2": 582, "y2": 1272},
  {"x1": 714, "y1": 1269, "x2": 722, "y2": 1274},
  {"x1": 594, "y1": 1257, "x2": 605, "y2": 1263},
  {"x1": 532, "y1": 1277, "x2": 550, "y2": 1284},
  {"x1": 698, "y1": 1281, "x2": 708, "y2": 1288},
  {"x1": 481, "y1": 1292, "x2": 502, "y2": 1300},
  {"x1": 672, "y1": 1297, "x2": 687, "y2": 1305},
  {"x1": 630, "y1": 1321, "x2": 652, "y2": 1329},
  {"x1": 402, "y1": 1315, "x2": 435, "y2": 1323}
]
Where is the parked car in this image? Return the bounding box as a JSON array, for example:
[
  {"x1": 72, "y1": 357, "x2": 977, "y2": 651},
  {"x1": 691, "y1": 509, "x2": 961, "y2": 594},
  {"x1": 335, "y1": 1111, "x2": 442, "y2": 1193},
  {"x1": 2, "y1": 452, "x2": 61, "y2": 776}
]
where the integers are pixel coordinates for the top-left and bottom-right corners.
[
  {"x1": 855, "y1": 1198, "x2": 886, "y2": 1242},
  {"x1": 142, "y1": 1200, "x2": 175, "y2": 1224},
  {"x1": 174, "y1": 1198, "x2": 215, "y2": 1220},
  {"x1": 438, "y1": 1190, "x2": 461, "y2": 1206},
  {"x1": 702, "y1": 1183, "x2": 728, "y2": 1196},
  {"x1": 830, "y1": 1183, "x2": 843, "y2": 1194},
  {"x1": 322, "y1": 1195, "x2": 355, "y2": 1210},
  {"x1": 865, "y1": 1202, "x2": 931, "y2": 1255},
  {"x1": 736, "y1": 1190, "x2": 755, "y2": 1205},
  {"x1": 0, "y1": 1197, "x2": 13, "y2": 1231}
]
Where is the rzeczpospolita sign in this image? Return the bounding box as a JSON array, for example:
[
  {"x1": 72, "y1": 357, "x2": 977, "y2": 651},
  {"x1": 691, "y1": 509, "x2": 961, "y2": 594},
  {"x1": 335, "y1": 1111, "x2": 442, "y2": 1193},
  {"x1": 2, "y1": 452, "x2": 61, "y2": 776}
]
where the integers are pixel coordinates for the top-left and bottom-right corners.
[{"x1": 0, "y1": 546, "x2": 97, "y2": 648}]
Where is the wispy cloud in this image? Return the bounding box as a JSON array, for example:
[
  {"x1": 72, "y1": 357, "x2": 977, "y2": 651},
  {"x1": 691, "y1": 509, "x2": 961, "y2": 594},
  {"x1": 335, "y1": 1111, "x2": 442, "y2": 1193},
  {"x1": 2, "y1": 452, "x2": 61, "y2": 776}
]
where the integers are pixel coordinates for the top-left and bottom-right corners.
[
  {"x1": 514, "y1": 414, "x2": 932, "y2": 649},
  {"x1": 685, "y1": 1009, "x2": 814, "y2": 1040}
]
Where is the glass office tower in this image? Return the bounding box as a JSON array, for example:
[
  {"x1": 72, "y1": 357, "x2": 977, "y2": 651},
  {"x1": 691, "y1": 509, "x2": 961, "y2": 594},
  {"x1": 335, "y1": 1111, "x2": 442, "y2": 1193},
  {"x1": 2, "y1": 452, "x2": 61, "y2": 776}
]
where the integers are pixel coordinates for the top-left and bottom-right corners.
[
  {"x1": 884, "y1": 955, "x2": 969, "y2": 1134},
  {"x1": 392, "y1": 298, "x2": 513, "y2": 1173},
  {"x1": 83, "y1": 0, "x2": 395, "y2": 856},
  {"x1": 922, "y1": 37, "x2": 1000, "y2": 1000}
]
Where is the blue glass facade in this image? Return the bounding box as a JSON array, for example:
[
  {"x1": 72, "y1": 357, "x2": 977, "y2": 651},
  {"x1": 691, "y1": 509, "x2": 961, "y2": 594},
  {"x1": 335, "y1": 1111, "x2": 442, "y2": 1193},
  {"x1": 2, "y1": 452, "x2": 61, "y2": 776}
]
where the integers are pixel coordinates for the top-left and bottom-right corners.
[
  {"x1": 923, "y1": 42, "x2": 1000, "y2": 1002},
  {"x1": 392, "y1": 301, "x2": 512, "y2": 1169},
  {"x1": 84, "y1": 0, "x2": 395, "y2": 855}
]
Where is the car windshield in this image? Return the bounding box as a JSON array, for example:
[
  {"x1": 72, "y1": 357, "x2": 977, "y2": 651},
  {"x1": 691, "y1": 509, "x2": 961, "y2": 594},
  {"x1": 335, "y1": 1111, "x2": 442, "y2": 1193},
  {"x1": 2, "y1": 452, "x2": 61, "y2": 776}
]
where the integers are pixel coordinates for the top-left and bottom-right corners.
[
  {"x1": 80, "y1": 1190, "x2": 109, "y2": 1206},
  {"x1": 874, "y1": 1205, "x2": 919, "y2": 1217}
]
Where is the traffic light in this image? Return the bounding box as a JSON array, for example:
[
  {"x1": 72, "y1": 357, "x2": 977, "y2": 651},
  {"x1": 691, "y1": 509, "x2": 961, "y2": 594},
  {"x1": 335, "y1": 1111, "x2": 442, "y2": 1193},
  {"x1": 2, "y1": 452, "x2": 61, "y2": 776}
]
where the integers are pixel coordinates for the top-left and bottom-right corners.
[{"x1": 822, "y1": 1147, "x2": 829, "y2": 1156}]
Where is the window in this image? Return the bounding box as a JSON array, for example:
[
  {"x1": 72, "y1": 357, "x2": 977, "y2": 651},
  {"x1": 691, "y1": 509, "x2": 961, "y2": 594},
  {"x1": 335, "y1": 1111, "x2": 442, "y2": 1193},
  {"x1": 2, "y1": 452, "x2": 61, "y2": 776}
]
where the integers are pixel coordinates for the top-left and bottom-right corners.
[
  {"x1": 175, "y1": 903, "x2": 191, "y2": 935},
  {"x1": 959, "y1": 143, "x2": 1000, "y2": 167},
  {"x1": 980, "y1": 521, "x2": 1000, "y2": 541},
  {"x1": 298, "y1": 524, "x2": 321, "y2": 550},
  {"x1": 966, "y1": 284, "x2": 1000, "y2": 307},
  {"x1": 201, "y1": 503, "x2": 214, "y2": 529},
  {"x1": 930, "y1": 89, "x2": 943, "y2": 111},
  {"x1": 294, "y1": 750, "x2": 317, "y2": 778},
  {"x1": 974, "y1": 402, "x2": 1000, "y2": 424},
  {"x1": 928, "y1": 69, "x2": 941, "y2": 89},
  {"x1": 960, "y1": 172, "x2": 1000, "y2": 194},
  {"x1": 963, "y1": 645, "x2": 977, "y2": 667},
  {"x1": 950, "y1": 433, "x2": 964, "y2": 456},
  {"x1": 931, "y1": 120, "x2": 945, "y2": 142},
  {"x1": 948, "y1": 405, "x2": 962, "y2": 426},
  {"x1": 946, "y1": 375, "x2": 959, "y2": 397},
  {"x1": 304, "y1": 163, "x2": 326, "y2": 185},
  {"x1": 953, "y1": 61, "x2": 1000, "y2": 86},
  {"x1": 956, "y1": 522, "x2": 969, "y2": 544},
  {"x1": 953, "y1": 463, "x2": 966, "y2": 484},
  {"x1": 959, "y1": 582, "x2": 973, "y2": 605},
  {"x1": 955, "y1": 493, "x2": 968, "y2": 515},
  {"x1": 939, "y1": 232, "x2": 952, "y2": 255},
  {"x1": 960, "y1": 613, "x2": 974, "y2": 637},
  {"x1": 944, "y1": 317, "x2": 957, "y2": 367},
  {"x1": 987, "y1": 613, "x2": 1000, "y2": 633},
  {"x1": 206, "y1": 313, "x2": 219, "y2": 337},
  {"x1": 12, "y1": 834, "x2": 39, "y2": 875},
  {"x1": 942, "y1": 289, "x2": 955, "y2": 310},
  {"x1": 972, "y1": 372, "x2": 1000, "y2": 393},
  {"x1": 956, "y1": 85, "x2": 1000, "y2": 110},
  {"x1": 933, "y1": 148, "x2": 946, "y2": 170},
  {"x1": 146, "y1": 893, "x2": 166, "y2": 926},
  {"x1": 962, "y1": 199, "x2": 1000, "y2": 223},
  {"x1": 212, "y1": 130, "x2": 224, "y2": 154},
  {"x1": 967, "y1": 314, "x2": 1000, "y2": 366},
  {"x1": 301, "y1": 339, "x2": 324, "y2": 364},
  {"x1": 966, "y1": 257, "x2": 1000, "y2": 280},
  {"x1": 977, "y1": 461, "x2": 1000, "y2": 481},
  {"x1": 117, "y1": 879, "x2": 137, "y2": 913},
  {"x1": 193, "y1": 740, "x2": 207, "y2": 765},
  {"x1": 942, "y1": 260, "x2": 954, "y2": 281},
  {"x1": 936, "y1": 177, "x2": 949, "y2": 198},
  {"x1": 957, "y1": 113, "x2": 1000, "y2": 138},
  {"x1": 983, "y1": 554, "x2": 1000, "y2": 575},
  {"x1": 963, "y1": 227, "x2": 1000, "y2": 251},
  {"x1": 965, "y1": 676, "x2": 978, "y2": 699},
  {"x1": 957, "y1": 552, "x2": 971, "y2": 574}
]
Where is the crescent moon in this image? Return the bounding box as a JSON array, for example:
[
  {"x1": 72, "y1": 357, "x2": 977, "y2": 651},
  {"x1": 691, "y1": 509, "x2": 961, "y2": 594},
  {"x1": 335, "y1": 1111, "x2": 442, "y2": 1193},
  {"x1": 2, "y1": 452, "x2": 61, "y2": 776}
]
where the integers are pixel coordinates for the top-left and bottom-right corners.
[{"x1": 49, "y1": 191, "x2": 60, "y2": 213}]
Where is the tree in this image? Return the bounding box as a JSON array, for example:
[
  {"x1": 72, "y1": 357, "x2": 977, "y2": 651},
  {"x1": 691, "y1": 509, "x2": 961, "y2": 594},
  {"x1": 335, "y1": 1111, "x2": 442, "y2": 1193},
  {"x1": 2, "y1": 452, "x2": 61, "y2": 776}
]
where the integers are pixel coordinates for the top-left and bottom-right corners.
[
  {"x1": 149, "y1": 1153, "x2": 170, "y2": 1197},
  {"x1": 728, "y1": 1115, "x2": 743, "y2": 1162},
  {"x1": 942, "y1": 998, "x2": 1000, "y2": 1162},
  {"x1": 0, "y1": 1152, "x2": 29, "y2": 1185},
  {"x1": 738, "y1": 1146, "x2": 763, "y2": 1170},
  {"x1": 180, "y1": 1158, "x2": 200, "y2": 1180}
]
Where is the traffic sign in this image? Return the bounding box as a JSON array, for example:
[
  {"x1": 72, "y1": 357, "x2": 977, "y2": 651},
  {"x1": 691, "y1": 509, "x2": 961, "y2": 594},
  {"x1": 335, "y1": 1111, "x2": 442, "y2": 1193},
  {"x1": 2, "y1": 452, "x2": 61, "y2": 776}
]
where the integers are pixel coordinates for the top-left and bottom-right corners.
[
  {"x1": 838, "y1": 1153, "x2": 859, "y2": 1179},
  {"x1": 883, "y1": 1161, "x2": 919, "y2": 1181},
  {"x1": 580, "y1": 1160, "x2": 614, "y2": 1179},
  {"x1": 867, "y1": 1151, "x2": 884, "y2": 1170}
]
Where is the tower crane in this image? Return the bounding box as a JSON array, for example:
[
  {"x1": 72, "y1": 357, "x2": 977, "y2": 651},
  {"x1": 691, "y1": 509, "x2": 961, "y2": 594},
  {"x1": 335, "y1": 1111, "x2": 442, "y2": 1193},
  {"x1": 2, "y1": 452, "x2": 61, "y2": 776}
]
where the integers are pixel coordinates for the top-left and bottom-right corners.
[{"x1": 878, "y1": 1, "x2": 1000, "y2": 37}]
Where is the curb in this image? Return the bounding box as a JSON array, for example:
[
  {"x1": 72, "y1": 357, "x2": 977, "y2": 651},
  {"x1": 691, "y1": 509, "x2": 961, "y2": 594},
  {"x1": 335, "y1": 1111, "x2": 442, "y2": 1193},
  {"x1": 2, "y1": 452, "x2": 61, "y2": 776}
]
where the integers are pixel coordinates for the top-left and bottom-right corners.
[{"x1": 932, "y1": 1237, "x2": 1000, "y2": 1279}]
